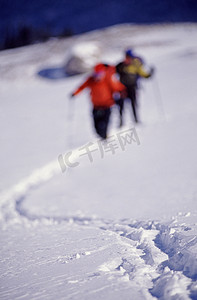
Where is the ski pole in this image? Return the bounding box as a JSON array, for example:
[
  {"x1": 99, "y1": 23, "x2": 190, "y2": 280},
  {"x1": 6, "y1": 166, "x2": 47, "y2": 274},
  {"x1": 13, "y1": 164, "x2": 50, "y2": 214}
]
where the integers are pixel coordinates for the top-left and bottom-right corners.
[
  {"x1": 152, "y1": 73, "x2": 167, "y2": 122},
  {"x1": 67, "y1": 94, "x2": 75, "y2": 149}
]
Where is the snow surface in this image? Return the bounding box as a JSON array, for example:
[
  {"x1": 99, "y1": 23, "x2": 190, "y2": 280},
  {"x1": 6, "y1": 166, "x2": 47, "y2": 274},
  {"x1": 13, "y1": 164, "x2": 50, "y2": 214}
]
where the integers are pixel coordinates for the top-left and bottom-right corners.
[
  {"x1": 0, "y1": 23, "x2": 197, "y2": 299},
  {"x1": 64, "y1": 41, "x2": 101, "y2": 75}
]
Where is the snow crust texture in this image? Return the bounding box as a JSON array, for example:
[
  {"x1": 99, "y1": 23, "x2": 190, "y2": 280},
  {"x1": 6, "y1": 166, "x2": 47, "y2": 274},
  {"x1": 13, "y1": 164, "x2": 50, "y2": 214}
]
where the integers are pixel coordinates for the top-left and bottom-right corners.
[{"x1": 0, "y1": 165, "x2": 196, "y2": 299}]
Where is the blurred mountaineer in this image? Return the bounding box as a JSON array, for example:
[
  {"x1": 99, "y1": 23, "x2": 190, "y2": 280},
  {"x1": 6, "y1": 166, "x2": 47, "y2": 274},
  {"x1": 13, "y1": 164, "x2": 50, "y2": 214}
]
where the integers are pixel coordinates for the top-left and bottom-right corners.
[
  {"x1": 116, "y1": 49, "x2": 154, "y2": 125},
  {"x1": 71, "y1": 63, "x2": 125, "y2": 139}
]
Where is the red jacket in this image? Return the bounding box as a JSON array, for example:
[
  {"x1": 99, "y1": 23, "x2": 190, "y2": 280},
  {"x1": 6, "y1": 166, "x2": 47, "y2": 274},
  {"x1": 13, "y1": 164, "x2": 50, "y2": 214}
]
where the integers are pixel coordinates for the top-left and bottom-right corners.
[{"x1": 73, "y1": 67, "x2": 125, "y2": 108}]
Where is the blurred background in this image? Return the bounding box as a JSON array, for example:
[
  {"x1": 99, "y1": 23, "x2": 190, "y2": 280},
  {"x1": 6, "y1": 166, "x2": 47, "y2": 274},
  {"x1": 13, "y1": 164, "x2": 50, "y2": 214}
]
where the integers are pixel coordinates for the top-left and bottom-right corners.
[{"x1": 1, "y1": 0, "x2": 197, "y2": 51}]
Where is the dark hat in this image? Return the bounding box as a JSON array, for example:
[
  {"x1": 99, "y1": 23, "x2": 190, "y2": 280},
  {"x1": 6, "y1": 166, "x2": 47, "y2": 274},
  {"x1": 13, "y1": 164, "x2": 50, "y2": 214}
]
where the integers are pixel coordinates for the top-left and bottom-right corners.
[{"x1": 125, "y1": 49, "x2": 135, "y2": 57}]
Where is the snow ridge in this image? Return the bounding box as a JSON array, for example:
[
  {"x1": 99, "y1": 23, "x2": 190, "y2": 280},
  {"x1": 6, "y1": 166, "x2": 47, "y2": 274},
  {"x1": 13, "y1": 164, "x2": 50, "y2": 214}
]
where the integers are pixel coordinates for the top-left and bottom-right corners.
[{"x1": 100, "y1": 220, "x2": 196, "y2": 299}]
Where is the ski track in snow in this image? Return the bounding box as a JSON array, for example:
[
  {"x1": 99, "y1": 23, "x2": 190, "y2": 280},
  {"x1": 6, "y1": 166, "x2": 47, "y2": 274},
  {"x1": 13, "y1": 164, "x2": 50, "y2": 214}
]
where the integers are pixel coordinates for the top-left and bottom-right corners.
[{"x1": 0, "y1": 146, "x2": 196, "y2": 300}]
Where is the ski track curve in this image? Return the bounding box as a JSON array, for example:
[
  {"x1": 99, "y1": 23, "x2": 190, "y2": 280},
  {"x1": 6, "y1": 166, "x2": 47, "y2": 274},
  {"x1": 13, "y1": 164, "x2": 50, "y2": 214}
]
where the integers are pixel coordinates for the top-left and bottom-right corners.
[{"x1": 0, "y1": 150, "x2": 197, "y2": 300}]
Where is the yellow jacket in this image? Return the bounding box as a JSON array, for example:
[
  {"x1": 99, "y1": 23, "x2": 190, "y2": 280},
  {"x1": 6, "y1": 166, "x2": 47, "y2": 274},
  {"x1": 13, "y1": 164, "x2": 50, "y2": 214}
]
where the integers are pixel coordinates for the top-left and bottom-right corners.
[{"x1": 116, "y1": 58, "x2": 151, "y2": 86}]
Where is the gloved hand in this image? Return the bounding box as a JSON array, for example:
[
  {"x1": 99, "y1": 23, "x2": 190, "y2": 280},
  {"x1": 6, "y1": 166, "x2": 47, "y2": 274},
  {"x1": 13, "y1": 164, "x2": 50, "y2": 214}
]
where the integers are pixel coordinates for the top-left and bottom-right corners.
[
  {"x1": 70, "y1": 93, "x2": 75, "y2": 99},
  {"x1": 150, "y1": 66, "x2": 155, "y2": 76},
  {"x1": 120, "y1": 89, "x2": 127, "y2": 99}
]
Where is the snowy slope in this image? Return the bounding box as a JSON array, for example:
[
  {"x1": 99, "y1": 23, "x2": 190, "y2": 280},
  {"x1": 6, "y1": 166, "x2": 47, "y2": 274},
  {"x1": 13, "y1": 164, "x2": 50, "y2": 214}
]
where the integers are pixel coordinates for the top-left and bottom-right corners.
[{"x1": 0, "y1": 24, "x2": 197, "y2": 299}]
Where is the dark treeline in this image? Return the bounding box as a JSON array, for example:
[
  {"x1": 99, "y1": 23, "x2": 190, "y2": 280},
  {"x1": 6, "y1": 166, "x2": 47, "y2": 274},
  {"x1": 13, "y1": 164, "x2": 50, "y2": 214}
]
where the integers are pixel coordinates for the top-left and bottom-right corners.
[
  {"x1": 1, "y1": 0, "x2": 197, "y2": 50},
  {"x1": 1, "y1": 24, "x2": 73, "y2": 50}
]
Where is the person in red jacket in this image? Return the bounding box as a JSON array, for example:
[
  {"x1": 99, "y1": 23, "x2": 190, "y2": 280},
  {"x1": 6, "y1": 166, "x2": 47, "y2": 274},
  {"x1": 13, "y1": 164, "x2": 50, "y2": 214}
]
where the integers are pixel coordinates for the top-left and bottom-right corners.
[{"x1": 71, "y1": 63, "x2": 125, "y2": 139}]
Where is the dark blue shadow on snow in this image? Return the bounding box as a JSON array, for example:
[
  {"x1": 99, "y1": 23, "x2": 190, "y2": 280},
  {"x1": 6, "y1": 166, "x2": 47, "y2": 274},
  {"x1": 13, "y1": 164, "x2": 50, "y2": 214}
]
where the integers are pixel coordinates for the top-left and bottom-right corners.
[{"x1": 37, "y1": 67, "x2": 82, "y2": 80}]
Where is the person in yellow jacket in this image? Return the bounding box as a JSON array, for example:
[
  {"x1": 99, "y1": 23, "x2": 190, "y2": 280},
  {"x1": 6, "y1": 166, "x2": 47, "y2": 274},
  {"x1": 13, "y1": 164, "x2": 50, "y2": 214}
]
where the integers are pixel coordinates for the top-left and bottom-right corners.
[{"x1": 116, "y1": 49, "x2": 154, "y2": 125}]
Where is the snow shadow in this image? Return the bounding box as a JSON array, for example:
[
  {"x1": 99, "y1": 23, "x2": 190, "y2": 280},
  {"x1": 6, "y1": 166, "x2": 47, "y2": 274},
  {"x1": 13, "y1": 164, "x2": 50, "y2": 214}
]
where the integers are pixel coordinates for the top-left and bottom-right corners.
[
  {"x1": 37, "y1": 67, "x2": 81, "y2": 80},
  {"x1": 15, "y1": 196, "x2": 95, "y2": 226},
  {"x1": 154, "y1": 225, "x2": 197, "y2": 281}
]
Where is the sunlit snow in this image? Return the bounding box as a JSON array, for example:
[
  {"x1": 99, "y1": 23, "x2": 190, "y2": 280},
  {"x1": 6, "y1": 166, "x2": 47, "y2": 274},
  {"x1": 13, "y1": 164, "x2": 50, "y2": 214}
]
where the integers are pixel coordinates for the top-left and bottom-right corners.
[{"x1": 0, "y1": 24, "x2": 197, "y2": 299}]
